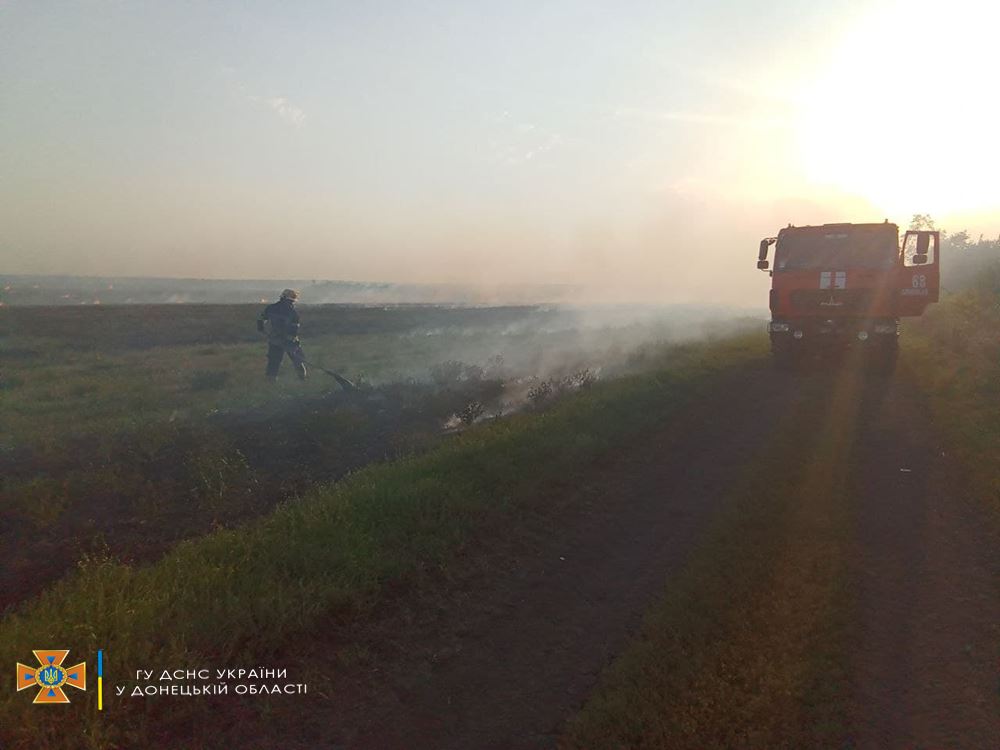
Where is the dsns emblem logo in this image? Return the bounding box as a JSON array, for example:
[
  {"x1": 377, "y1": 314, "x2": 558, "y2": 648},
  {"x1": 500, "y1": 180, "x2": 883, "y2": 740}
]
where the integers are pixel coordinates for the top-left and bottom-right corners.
[{"x1": 16, "y1": 650, "x2": 87, "y2": 704}]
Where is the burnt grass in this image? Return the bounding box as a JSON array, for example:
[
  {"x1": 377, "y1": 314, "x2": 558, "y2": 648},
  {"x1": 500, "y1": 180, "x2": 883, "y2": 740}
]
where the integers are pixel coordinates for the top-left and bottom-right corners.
[
  {"x1": 0, "y1": 375, "x2": 504, "y2": 613},
  {"x1": 0, "y1": 303, "x2": 549, "y2": 351}
]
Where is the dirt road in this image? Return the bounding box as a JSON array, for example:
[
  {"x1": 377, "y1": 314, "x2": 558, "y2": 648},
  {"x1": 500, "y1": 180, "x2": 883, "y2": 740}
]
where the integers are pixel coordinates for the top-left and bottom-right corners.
[
  {"x1": 849, "y1": 378, "x2": 999, "y2": 748},
  {"x1": 205, "y1": 360, "x2": 997, "y2": 749}
]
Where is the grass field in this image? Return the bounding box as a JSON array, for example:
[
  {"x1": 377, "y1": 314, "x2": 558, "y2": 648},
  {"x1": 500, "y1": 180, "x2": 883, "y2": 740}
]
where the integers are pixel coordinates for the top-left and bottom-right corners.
[
  {"x1": 2, "y1": 282, "x2": 994, "y2": 749},
  {"x1": 903, "y1": 283, "x2": 1000, "y2": 519},
  {"x1": 1, "y1": 303, "x2": 750, "y2": 612},
  {"x1": 0, "y1": 332, "x2": 763, "y2": 749},
  {"x1": 0, "y1": 303, "x2": 742, "y2": 446},
  {"x1": 0, "y1": 304, "x2": 638, "y2": 445}
]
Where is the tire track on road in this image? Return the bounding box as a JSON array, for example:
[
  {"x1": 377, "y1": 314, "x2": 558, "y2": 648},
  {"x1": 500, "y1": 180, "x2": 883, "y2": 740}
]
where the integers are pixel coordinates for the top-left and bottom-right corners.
[{"x1": 849, "y1": 377, "x2": 1000, "y2": 748}]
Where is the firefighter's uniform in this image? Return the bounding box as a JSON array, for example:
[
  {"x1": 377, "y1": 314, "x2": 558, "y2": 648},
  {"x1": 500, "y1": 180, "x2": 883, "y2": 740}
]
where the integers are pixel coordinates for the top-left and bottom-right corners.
[{"x1": 258, "y1": 290, "x2": 307, "y2": 381}]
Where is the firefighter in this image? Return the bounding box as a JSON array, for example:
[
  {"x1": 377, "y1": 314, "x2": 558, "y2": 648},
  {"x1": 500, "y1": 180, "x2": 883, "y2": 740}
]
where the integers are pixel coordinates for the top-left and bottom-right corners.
[{"x1": 257, "y1": 289, "x2": 307, "y2": 382}]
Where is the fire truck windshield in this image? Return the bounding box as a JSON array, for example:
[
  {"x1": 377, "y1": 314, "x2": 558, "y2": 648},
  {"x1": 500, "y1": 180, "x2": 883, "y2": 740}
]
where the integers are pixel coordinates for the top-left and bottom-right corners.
[{"x1": 775, "y1": 228, "x2": 898, "y2": 271}]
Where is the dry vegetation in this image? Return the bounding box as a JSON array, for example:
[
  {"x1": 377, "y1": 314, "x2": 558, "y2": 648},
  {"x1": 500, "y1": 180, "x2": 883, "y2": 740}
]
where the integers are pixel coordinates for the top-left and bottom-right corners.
[
  {"x1": 0, "y1": 329, "x2": 763, "y2": 749},
  {"x1": 4, "y1": 272, "x2": 993, "y2": 749},
  {"x1": 3, "y1": 304, "x2": 721, "y2": 611}
]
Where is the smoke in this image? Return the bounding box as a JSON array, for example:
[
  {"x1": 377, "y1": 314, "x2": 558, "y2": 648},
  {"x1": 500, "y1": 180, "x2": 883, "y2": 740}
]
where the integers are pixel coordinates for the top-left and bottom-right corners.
[
  {"x1": 414, "y1": 303, "x2": 761, "y2": 428},
  {"x1": 374, "y1": 303, "x2": 759, "y2": 388}
]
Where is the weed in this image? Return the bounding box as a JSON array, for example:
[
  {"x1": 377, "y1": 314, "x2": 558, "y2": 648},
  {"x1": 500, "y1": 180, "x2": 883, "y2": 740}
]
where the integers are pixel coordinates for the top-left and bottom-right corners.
[
  {"x1": 189, "y1": 448, "x2": 260, "y2": 521},
  {"x1": 559, "y1": 368, "x2": 598, "y2": 392},
  {"x1": 527, "y1": 379, "x2": 554, "y2": 407},
  {"x1": 457, "y1": 400, "x2": 485, "y2": 426}
]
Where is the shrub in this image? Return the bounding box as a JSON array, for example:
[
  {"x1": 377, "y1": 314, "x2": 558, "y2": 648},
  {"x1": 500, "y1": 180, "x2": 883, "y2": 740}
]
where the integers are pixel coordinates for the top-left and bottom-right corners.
[
  {"x1": 560, "y1": 368, "x2": 598, "y2": 391},
  {"x1": 457, "y1": 400, "x2": 485, "y2": 426},
  {"x1": 527, "y1": 379, "x2": 554, "y2": 407}
]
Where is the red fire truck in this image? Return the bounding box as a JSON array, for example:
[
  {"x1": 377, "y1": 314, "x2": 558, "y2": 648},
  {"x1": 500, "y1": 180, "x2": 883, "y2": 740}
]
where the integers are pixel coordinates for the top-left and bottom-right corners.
[{"x1": 757, "y1": 221, "x2": 940, "y2": 370}]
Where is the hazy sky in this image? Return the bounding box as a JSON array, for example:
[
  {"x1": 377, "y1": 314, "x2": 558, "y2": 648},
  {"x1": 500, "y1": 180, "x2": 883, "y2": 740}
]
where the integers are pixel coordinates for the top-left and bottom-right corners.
[{"x1": 2, "y1": 0, "x2": 998, "y2": 304}]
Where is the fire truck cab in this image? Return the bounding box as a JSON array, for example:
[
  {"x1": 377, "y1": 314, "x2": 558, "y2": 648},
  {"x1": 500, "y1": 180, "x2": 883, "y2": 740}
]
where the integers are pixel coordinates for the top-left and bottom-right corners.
[{"x1": 757, "y1": 221, "x2": 940, "y2": 370}]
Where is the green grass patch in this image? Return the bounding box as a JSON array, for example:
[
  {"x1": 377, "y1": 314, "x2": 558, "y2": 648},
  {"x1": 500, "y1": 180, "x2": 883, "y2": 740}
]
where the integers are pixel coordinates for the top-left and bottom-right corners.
[
  {"x1": 0, "y1": 334, "x2": 764, "y2": 749},
  {"x1": 903, "y1": 287, "x2": 1000, "y2": 520}
]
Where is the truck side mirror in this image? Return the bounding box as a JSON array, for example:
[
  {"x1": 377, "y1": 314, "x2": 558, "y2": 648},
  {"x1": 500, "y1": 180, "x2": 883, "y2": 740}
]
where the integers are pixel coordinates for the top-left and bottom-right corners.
[
  {"x1": 758, "y1": 238, "x2": 774, "y2": 271},
  {"x1": 916, "y1": 233, "x2": 930, "y2": 255},
  {"x1": 903, "y1": 230, "x2": 938, "y2": 267}
]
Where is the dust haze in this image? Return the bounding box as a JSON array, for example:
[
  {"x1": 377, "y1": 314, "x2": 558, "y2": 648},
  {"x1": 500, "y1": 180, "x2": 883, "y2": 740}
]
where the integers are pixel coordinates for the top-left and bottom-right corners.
[{"x1": 6, "y1": 1, "x2": 972, "y2": 308}]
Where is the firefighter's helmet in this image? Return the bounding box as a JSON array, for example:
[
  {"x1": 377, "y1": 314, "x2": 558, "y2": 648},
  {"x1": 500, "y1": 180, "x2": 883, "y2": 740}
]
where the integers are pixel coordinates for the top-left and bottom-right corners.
[{"x1": 280, "y1": 288, "x2": 299, "y2": 301}]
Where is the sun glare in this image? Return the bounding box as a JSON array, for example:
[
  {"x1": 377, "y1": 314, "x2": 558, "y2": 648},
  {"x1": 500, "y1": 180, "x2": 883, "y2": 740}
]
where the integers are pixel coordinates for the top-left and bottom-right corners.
[{"x1": 795, "y1": 0, "x2": 1000, "y2": 220}]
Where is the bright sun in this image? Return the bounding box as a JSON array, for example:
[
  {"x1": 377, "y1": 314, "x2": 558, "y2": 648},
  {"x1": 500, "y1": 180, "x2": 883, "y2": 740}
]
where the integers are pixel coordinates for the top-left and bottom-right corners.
[{"x1": 796, "y1": 0, "x2": 1000, "y2": 221}]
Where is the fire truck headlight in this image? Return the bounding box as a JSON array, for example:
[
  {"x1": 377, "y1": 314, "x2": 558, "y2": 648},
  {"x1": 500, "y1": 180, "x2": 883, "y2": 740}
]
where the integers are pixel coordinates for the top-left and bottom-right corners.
[
  {"x1": 857, "y1": 331, "x2": 869, "y2": 341},
  {"x1": 793, "y1": 330, "x2": 804, "y2": 340},
  {"x1": 769, "y1": 322, "x2": 790, "y2": 333}
]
